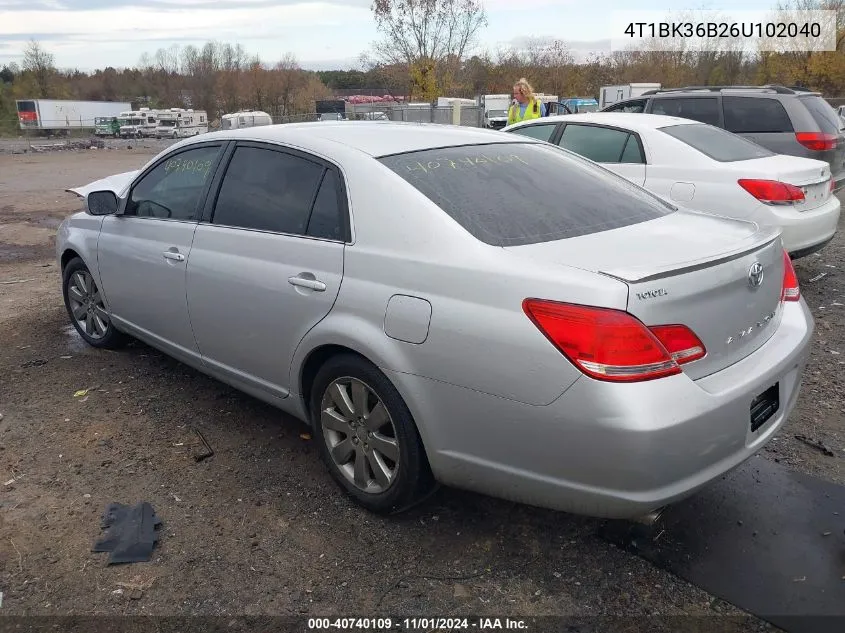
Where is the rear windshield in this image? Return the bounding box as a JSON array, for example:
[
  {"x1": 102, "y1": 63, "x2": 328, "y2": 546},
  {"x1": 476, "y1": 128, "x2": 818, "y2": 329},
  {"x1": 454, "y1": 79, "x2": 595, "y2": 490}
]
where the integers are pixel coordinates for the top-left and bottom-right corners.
[
  {"x1": 378, "y1": 143, "x2": 676, "y2": 247},
  {"x1": 659, "y1": 123, "x2": 774, "y2": 162},
  {"x1": 801, "y1": 95, "x2": 843, "y2": 134}
]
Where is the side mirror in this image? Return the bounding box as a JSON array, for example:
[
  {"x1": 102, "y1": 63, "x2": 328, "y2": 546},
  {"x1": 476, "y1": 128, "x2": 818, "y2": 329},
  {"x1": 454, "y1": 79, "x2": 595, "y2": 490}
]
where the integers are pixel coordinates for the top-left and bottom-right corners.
[{"x1": 86, "y1": 190, "x2": 119, "y2": 216}]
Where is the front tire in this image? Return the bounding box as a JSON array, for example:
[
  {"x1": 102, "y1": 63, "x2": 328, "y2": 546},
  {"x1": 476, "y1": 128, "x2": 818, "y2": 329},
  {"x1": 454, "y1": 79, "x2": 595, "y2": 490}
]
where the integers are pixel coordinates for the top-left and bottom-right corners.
[
  {"x1": 62, "y1": 257, "x2": 127, "y2": 349},
  {"x1": 310, "y1": 354, "x2": 434, "y2": 514}
]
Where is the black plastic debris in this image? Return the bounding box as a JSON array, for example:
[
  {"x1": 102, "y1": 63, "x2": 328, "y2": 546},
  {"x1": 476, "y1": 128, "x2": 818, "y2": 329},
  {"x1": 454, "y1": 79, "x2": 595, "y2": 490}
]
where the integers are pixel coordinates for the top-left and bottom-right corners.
[{"x1": 92, "y1": 502, "x2": 162, "y2": 565}]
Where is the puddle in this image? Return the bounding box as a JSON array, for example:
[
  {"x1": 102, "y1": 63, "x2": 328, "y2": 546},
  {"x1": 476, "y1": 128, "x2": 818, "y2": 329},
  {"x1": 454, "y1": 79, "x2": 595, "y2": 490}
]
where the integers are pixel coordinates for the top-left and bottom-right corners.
[{"x1": 63, "y1": 324, "x2": 89, "y2": 353}]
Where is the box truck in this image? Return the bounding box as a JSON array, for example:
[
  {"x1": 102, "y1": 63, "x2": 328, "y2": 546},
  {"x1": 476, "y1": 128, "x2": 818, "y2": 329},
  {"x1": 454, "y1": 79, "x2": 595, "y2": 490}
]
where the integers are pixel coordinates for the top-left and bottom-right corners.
[{"x1": 16, "y1": 99, "x2": 131, "y2": 134}]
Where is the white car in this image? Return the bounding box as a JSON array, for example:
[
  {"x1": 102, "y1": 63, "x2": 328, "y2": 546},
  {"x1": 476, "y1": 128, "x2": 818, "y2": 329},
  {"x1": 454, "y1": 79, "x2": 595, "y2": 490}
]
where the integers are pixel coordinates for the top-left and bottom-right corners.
[{"x1": 503, "y1": 113, "x2": 841, "y2": 258}]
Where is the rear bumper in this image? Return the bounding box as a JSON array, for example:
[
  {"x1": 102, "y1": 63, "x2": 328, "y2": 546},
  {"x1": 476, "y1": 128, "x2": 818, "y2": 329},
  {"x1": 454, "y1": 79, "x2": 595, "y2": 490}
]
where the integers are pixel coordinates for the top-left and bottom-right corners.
[
  {"x1": 773, "y1": 195, "x2": 840, "y2": 256},
  {"x1": 387, "y1": 299, "x2": 814, "y2": 518}
]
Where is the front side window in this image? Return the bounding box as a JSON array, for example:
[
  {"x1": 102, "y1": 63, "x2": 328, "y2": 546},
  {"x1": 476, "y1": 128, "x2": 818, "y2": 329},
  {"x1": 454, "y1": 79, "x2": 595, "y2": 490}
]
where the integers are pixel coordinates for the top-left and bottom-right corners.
[
  {"x1": 605, "y1": 99, "x2": 647, "y2": 113},
  {"x1": 125, "y1": 145, "x2": 221, "y2": 220},
  {"x1": 510, "y1": 123, "x2": 558, "y2": 142},
  {"x1": 211, "y1": 146, "x2": 326, "y2": 235}
]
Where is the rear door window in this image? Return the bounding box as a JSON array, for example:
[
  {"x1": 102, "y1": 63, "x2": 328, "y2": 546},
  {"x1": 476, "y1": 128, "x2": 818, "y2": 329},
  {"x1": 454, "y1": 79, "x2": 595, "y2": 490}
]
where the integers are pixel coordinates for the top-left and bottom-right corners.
[
  {"x1": 651, "y1": 97, "x2": 721, "y2": 126},
  {"x1": 558, "y1": 124, "x2": 633, "y2": 163},
  {"x1": 723, "y1": 96, "x2": 794, "y2": 133},
  {"x1": 377, "y1": 143, "x2": 675, "y2": 247},
  {"x1": 660, "y1": 124, "x2": 775, "y2": 162},
  {"x1": 212, "y1": 145, "x2": 325, "y2": 235},
  {"x1": 800, "y1": 95, "x2": 843, "y2": 134}
]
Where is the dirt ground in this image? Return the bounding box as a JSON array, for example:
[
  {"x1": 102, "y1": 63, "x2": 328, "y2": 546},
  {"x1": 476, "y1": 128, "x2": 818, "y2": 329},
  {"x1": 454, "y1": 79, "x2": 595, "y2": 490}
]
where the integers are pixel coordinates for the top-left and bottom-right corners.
[{"x1": 0, "y1": 147, "x2": 843, "y2": 624}]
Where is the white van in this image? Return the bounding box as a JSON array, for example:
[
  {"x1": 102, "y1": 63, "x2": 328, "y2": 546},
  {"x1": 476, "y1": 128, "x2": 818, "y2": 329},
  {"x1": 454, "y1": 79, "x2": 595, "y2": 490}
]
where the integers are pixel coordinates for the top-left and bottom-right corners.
[{"x1": 221, "y1": 110, "x2": 272, "y2": 130}]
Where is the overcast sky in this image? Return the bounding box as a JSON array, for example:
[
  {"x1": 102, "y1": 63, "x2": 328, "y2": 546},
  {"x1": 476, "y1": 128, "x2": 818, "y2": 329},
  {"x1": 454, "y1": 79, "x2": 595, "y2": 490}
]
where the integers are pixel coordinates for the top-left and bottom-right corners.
[{"x1": 0, "y1": 0, "x2": 778, "y2": 71}]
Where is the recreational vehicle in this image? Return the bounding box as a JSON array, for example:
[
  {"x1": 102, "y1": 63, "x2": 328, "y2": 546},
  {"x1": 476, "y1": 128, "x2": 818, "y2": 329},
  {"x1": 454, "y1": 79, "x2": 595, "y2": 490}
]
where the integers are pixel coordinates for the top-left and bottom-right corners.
[
  {"x1": 155, "y1": 108, "x2": 208, "y2": 138},
  {"x1": 221, "y1": 110, "x2": 272, "y2": 130},
  {"x1": 118, "y1": 107, "x2": 159, "y2": 138}
]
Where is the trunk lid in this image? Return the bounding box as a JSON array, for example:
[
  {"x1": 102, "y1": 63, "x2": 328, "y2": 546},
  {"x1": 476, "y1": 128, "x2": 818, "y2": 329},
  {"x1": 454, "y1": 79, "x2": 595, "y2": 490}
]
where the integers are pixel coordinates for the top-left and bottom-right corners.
[
  {"x1": 505, "y1": 211, "x2": 785, "y2": 380},
  {"x1": 735, "y1": 154, "x2": 832, "y2": 212}
]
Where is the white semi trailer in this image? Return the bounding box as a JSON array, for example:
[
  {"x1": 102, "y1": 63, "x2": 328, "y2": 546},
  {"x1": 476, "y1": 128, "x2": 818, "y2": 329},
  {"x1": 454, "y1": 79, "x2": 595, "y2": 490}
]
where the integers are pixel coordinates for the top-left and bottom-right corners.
[{"x1": 16, "y1": 99, "x2": 131, "y2": 134}]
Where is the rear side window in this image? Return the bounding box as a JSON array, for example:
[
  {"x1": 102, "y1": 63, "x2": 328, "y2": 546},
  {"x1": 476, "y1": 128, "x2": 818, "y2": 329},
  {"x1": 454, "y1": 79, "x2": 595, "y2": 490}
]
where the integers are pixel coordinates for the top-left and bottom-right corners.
[
  {"x1": 558, "y1": 124, "x2": 634, "y2": 163},
  {"x1": 652, "y1": 97, "x2": 721, "y2": 126},
  {"x1": 377, "y1": 143, "x2": 675, "y2": 247},
  {"x1": 510, "y1": 123, "x2": 558, "y2": 142},
  {"x1": 723, "y1": 96, "x2": 794, "y2": 133},
  {"x1": 212, "y1": 146, "x2": 325, "y2": 235},
  {"x1": 801, "y1": 95, "x2": 843, "y2": 134},
  {"x1": 660, "y1": 124, "x2": 774, "y2": 162}
]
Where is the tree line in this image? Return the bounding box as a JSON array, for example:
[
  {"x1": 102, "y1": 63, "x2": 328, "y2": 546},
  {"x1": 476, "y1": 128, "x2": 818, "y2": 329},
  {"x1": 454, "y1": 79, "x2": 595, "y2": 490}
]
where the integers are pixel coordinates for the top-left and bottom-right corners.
[{"x1": 1, "y1": 0, "x2": 845, "y2": 134}]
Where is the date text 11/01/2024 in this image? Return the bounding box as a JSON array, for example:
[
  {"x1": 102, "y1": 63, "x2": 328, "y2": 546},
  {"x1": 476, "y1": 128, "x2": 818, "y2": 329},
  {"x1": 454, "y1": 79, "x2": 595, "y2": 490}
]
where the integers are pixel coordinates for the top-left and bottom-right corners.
[
  {"x1": 307, "y1": 618, "x2": 529, "y2": 630},
  {"x1": 622, "y1": 21, "x2": 822, "y2": 39}
]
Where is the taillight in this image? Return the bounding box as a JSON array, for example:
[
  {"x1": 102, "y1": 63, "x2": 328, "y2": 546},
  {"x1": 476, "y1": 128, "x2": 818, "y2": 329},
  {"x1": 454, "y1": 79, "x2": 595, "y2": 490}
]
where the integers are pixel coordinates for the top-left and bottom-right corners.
[
  {"x1": 781, "y1": 250, "x2": 800, "y2": 302},
  {"x1": 522, "y1": 299, "x2": 706, "y2": 383},
  {"x1": 795, "y1": 132, "x2": 837, "y2": 151},
  {"x1": 738, "y1": 179, "x2": 805, "y2": 205},
  {"x1": 830, "y1": 178, "x2": 835, "y2": 193},
  {"x1": 649, "y1": 325, "x2": 707, "y2": 363}
]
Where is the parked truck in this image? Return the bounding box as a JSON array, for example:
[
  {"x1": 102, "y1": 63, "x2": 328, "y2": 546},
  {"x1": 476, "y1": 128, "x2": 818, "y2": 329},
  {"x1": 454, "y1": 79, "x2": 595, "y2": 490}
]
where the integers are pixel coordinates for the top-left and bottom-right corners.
[
  {"x1": 316, "y1": 99, "x2": 347, "y2": 121},
  {"x1": 599, "y1": 83, "x2": 661, "y2": 110},
  {"x1": 94, "y1": 116, "x2": 121, "y2": 137},
  {"x1": 16, "y1": 99, "x2": 132, "y2": 134}
]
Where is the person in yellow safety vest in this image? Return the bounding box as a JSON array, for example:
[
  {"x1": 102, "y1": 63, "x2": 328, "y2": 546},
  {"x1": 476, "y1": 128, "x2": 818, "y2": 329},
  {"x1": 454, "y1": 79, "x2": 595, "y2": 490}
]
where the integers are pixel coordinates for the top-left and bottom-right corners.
[{"x1": 508, "y1": 77, "x2": 547, "y2": 125}]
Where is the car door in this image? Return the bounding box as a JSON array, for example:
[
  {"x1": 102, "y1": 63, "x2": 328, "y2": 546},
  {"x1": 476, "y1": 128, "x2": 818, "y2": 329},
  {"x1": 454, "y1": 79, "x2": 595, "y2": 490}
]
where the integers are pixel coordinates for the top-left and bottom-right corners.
[
  {"x1": 186, "y1": 142, "x2": 347, "y2": 400},
  {"x1": 556, "y1": 123, "x2": 646, "y2": 185},
  {"x1": 96, "y1": 142, "x2": 226, "y2": 363}
]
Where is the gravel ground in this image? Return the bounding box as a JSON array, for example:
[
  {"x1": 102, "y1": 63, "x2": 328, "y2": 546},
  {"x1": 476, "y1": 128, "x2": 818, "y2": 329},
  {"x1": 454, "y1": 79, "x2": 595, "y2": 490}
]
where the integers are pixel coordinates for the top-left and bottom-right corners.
[
  {"x1": 0, "y1": 135, "x2": 178, "y2": 156},
  {"x1": 0, "y1": 148, "x2": 842, "y2": 625}
]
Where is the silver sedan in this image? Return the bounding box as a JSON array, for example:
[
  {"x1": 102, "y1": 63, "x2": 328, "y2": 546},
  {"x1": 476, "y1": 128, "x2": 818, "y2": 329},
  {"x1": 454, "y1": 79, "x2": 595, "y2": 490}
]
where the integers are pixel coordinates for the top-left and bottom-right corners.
[{"x1": 57, "y1": 121, "x2": 814, "y2": 519}]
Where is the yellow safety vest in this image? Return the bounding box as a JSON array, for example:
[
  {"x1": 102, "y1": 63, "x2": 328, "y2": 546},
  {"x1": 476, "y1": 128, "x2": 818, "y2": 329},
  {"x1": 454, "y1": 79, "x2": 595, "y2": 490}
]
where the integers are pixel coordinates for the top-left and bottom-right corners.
[{"x1": 508, "y1": 98, "x2": 543, "y2": 125}]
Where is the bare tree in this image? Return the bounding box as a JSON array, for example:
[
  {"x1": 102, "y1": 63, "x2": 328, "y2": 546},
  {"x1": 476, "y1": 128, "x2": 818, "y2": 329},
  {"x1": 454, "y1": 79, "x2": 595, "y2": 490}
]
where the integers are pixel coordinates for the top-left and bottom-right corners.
[
  {"x1": 22, "y1": 39, "x2": 56, "y2": 98},
  {"x1": 371, "y1": 0, "x2": 487, "y2": 99}
]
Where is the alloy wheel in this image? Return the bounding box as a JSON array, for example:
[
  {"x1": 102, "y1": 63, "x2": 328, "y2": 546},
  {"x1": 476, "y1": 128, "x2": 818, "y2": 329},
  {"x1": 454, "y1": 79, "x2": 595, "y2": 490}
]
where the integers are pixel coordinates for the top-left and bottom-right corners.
[
  {"x1": 320, "y1": 377, "x2": 400, "y2": 494},
  {"x1": 67, "y1": 270, "x2": 109, "y2": 339}
]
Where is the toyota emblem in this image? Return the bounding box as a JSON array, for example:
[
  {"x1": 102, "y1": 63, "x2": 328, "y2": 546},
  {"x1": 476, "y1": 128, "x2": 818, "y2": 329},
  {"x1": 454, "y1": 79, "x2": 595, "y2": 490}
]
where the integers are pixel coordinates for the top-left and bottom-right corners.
[{"x1": 748, "y1": 262, "x2": 764, "y2": 288}]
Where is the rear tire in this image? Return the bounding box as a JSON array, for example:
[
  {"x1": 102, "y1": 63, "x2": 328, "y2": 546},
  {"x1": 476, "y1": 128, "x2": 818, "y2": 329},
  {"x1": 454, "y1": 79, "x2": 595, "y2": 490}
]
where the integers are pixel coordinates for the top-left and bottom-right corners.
[
  {"x1": 62, "y1": 257, "x2": 127, "y2": 350},
  {"x1": 310, "y1": 354, "x2": 435, "y2": 514}
]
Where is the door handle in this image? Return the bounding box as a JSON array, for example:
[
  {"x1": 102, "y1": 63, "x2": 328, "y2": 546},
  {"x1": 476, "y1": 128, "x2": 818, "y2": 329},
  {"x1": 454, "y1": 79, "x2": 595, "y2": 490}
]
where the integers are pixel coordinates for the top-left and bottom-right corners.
[
  {"x1": 162, "y1": 251, "x2": 185, "y2": 262},
  {"x1": 288, "y1": 275, "x2": 326, "y2": 292}
]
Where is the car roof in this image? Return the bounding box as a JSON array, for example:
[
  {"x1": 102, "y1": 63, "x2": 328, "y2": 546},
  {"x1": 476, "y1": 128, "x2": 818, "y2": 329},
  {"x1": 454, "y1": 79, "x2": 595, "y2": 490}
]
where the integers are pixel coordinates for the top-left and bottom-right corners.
[
  {"x1": 183, "y1": 121, "x2": 538, "y2": 158},
  {"x1": 509, "y1": 112, "x2": 699, "y2": 131}
]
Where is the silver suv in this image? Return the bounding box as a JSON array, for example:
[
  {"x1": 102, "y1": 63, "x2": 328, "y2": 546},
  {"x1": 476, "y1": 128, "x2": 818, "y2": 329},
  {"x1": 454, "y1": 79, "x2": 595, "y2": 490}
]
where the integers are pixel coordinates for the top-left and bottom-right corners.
[{"x1": 601, "y1": 85, "x2": 845, "y2": 190}]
